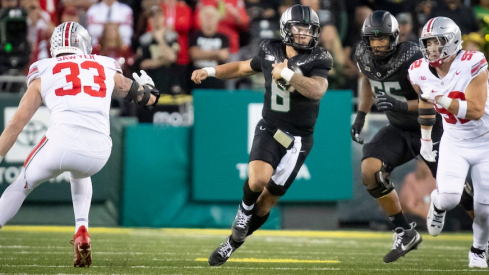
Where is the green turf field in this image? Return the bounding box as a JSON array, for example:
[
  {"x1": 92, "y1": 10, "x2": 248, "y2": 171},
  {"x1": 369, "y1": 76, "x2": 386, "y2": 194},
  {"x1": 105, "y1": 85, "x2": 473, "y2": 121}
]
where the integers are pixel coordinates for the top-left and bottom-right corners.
[{"x1": 0, "y1": 226, "x2": 485, "y2": 274}]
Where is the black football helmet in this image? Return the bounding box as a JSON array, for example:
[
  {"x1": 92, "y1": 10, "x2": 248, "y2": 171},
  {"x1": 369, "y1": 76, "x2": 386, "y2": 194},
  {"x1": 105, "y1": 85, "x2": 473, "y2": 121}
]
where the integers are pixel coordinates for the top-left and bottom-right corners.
[
  {"x1": 361, "y1": 10, "x2": 399, "y2": 59},
  {"x1": 280, "y1": 4, "x2": 321, "y2": 51}
]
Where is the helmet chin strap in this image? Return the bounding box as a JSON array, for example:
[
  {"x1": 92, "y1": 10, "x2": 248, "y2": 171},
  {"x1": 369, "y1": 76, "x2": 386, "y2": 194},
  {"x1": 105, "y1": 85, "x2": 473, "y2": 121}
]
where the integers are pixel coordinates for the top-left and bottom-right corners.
[
  {"x1": 429, "y1": 54, "x2": 455, "y2": 68},
  {"x1": 429, "y1": 58, "x2": 445, "y2": 68}
]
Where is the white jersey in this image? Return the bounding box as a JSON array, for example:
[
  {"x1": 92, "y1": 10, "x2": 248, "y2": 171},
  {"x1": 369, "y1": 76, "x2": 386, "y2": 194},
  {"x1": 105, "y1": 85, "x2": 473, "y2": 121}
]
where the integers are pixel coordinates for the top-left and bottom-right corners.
[
  {"x1": 26, "y1": 54, "x2": 122, "y2": 157},
  {"x1": 409, "y1": 50, "x2": 489, "y2": 140}
]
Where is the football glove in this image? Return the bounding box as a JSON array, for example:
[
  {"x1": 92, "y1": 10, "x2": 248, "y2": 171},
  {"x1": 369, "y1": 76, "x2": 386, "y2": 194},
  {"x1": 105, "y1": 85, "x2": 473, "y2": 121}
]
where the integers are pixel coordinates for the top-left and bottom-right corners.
[
  {"x1": 351, "y1": 111, "x2": 367, "y2": 145},
  {"x1": 376, "y1": 94, "x2": 408, "y2": 112},
  {"x1": 132, "y1": 70, "x2": 155, "y2": 87},
  {"x1": 420, "y1": 138, "x2": 437, "y2": 162}
]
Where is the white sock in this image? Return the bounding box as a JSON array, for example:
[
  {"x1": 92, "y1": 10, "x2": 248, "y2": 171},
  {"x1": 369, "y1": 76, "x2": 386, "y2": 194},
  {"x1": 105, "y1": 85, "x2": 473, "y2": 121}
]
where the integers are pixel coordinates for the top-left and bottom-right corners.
[
  {"x1": 0, "y1": 170, "x2": 33, "y2": 227},
  {"x1": 71, "y1": 176, "x2": 92, "y2": 233},
  {"x1": 473, "y1": 201, "x2": 489, "y2": 250}
]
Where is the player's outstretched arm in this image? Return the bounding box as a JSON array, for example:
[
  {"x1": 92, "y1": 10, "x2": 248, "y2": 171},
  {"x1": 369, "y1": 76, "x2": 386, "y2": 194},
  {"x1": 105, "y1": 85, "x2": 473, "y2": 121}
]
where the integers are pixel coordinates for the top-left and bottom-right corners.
[
  {"x1": 0, "y1": 79, "x2": 43, "y2": 159},
  {"x1": 191, "y1": 59, "x2": 258, "y2": 84},
  {"x1": 113, "y1": 71, "x2": 160, "y2": 109}
]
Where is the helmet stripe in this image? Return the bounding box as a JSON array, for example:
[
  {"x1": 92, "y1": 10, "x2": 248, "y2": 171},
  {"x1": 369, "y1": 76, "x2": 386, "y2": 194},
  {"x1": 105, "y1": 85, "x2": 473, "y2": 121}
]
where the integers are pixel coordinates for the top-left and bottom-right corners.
[
  {"x1": 64, "y1": 22, "x2": 72, "y2": 47},
  {"x1": 426, "y1": 18, "x2": 435, "y2": 32},
  {"x1": 303, "y1": 5, "x2": 310, "y2": 22}
]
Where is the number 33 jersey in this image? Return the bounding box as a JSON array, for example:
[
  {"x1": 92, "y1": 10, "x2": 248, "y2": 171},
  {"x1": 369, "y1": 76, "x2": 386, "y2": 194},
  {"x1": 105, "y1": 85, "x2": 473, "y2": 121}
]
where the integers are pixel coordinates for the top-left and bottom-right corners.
[
  {"x1": 26, "y1": 54, "x2": 122, "y2": 157},
  {"x1": 409, "y1": 50, "x2": 489, "y2": 140}
]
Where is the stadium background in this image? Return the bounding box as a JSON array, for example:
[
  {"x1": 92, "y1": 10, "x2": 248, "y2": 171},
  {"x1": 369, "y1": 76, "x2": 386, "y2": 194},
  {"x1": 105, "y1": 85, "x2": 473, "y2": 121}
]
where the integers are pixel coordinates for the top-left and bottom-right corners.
[{"x1": 0, "y1": 0, "x2": 480, "y2": 232}]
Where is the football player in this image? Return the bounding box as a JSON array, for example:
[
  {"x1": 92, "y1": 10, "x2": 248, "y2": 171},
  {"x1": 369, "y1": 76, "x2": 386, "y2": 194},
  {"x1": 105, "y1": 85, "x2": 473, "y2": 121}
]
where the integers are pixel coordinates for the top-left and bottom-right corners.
[
  {"x1": 0, "y1": 22, "x2": 160, "y2": 267},
  {"x1": 411, "y1": 17, "x2": 489, "y2": 268},
  {"x1": 191, "y1": 4, "x2": 332, "y2": 266},
  {"x1": 350, "y1": 10, "x2": 439, "y2": 263}
]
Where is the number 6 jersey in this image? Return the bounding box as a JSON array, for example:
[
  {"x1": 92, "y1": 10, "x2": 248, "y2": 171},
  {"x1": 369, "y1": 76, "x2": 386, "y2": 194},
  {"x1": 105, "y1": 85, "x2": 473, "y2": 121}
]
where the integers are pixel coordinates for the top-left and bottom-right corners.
[
  {"x1": 26, "y1": 54, "x2": 122, "y2": 158},
  {"x1": 408, "y1": 50, "x2": 489, "y2": 140}
]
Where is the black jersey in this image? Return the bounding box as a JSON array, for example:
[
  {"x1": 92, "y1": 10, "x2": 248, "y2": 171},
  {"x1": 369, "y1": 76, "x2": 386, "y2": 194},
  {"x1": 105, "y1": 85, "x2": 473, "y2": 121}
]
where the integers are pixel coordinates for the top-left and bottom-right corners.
[
  {"x1": 250, "y1": 39, "x2": 332, "y2": 136},
  {"x1": 355, "y1": 41, "x2": 442, "y2": 131}
]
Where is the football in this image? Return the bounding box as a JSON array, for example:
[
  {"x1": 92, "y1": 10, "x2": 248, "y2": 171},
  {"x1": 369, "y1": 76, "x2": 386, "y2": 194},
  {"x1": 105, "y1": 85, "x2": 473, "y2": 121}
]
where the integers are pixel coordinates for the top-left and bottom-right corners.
[{"x1": 275, "y1": 66, "x2": 303, "y2": 92}]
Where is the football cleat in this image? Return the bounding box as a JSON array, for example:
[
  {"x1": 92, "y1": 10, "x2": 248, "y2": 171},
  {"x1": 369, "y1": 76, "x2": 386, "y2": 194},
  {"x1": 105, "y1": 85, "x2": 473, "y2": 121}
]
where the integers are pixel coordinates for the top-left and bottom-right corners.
[
  {"x1": 427, "y1": 202, "x2": 446, "y2": 236},
  {"x1": 383, "y1": 222, "x2": 422, "y2": 263},
  {"x1": 208, "y1": 235, "x2": 243, "y2": 266},
  {"x1": 231, "y1": 205, "x2": 252, "y2": 242},
  {"x1": 71, "y1": 225, "x2": 92, "y2": 267},
  {"x1": 469, "y1": 247, "x2": 488, "y2": 268}
]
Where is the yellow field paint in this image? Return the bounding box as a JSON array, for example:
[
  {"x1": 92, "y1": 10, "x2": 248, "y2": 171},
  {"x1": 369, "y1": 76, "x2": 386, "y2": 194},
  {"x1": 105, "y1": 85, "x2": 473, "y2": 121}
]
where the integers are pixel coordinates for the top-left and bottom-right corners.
[
  {"x1": 195, "y1": 257, "x2": 340, "y2": 264},
  {"x1": 2, "y1": 226, "x2": 472, "y2": 241}
]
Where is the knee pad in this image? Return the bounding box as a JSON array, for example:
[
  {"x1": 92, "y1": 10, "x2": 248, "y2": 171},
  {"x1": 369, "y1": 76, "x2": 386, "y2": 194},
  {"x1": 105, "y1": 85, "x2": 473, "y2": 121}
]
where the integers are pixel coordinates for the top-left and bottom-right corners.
[
  {"x1": 365, "y1": 163, "x2": 395, "y2": 199},
  {"x1": 459, "y1": 182, "x2": 474, "y2": 211}
]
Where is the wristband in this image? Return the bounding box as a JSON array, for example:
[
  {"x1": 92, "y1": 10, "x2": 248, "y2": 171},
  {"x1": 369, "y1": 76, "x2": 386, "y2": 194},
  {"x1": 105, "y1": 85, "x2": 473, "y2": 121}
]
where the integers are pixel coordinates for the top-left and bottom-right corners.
[
  {"x1": 0, "y1": 155, "x2": 3, "y2": 163},
  {"x1": 421, "y1": 128, "x2": 432, "y2": 141},
  {"x1": 457, "y1": 100, "x2": 467, "y2": 119},
  {"x1": 280, "y1": 67, "x2": 295, "y2": 82},
  {"x1": 203, "y1": 67, "x2": 216, "y2": 77},
  {"x1": 435, "y1": 96, "x2": 452, "y2": 109}
]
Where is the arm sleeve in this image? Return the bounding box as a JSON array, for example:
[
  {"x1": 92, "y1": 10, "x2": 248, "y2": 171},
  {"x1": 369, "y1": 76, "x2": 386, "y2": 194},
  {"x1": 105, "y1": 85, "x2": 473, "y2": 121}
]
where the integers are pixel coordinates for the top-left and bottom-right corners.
[
  {"x1": 250, "y1": 56, "x2": 262, "y2": 72},
  {"x1": 309, "y1": 50, "x2": 332, "y2": 78}
]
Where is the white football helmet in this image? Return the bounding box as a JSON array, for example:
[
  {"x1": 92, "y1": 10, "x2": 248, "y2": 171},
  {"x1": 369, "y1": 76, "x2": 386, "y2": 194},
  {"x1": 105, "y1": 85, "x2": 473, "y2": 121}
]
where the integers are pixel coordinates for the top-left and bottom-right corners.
[
  {"x1": 419, "y1": 17, "x2": 462, "y2": 67},
  {"x1": 50, "y1": 21, "x2": 92, "y2": 57}
]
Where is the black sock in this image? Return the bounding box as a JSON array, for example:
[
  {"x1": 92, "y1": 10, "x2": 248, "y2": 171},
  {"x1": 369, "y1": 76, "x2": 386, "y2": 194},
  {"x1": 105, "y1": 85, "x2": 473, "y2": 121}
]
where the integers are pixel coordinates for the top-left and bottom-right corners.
[
  {"x1": 389, "y1": 211, "x2": 411, "y2": 229},
  {"x1": 241, "y1": 179, "x2": 262, "y2": 213},
  {"x1": 434, "y1": 205, "x2": 446, "y2": 214},
  {"x1": 471, "y1": 246, "x2": 484, "y2": 254},
  {"x1": 229, "y1": 237, "x2": 244, "y2": 248},
  {"x1": 246, "y1": 212, "x2": 270, "y2": 236}
]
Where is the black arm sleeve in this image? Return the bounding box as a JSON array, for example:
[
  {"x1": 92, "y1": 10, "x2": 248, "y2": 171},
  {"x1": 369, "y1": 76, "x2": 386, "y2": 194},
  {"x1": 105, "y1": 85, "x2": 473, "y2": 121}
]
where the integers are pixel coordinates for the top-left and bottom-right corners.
[{"x1": 250, "y1": 55, "x2": 262, "y2": 72}]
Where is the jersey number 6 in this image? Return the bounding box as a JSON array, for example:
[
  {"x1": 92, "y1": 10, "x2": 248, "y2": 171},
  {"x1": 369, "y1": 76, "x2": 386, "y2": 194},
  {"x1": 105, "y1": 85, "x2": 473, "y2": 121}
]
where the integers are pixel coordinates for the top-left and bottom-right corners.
[{"x1": 52, "y1": 61, "x2": 107, "y2": 97}]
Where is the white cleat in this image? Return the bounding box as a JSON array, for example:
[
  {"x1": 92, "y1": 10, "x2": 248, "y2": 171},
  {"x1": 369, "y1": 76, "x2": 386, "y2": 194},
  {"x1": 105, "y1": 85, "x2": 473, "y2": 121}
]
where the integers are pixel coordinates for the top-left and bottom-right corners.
[
  {"x1": 426, "y1": 203, "x2": 445, "y2": 237},
  {"x1": 469, "y1": 249, "x2": 488, "y2": 268}
]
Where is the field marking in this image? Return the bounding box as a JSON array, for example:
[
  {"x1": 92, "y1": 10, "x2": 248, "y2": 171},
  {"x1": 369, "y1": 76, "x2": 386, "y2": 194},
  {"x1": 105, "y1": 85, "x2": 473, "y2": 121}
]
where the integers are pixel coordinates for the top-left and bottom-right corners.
[
  {"x1": 2, "y1": 264, "x2": 488, "y2": 272},
  {"x1": 2, "y1": 225, "x2": 473, "y2": 241},
  {"x1": 195, "y1": 257, "x2": 340, "y2": 263}
]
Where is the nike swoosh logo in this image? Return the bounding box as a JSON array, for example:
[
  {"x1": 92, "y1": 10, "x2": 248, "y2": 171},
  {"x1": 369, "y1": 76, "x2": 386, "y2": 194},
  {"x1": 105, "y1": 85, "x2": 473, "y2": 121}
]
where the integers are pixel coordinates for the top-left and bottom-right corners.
[
  {"x1": 300, "y1": 150, "x2": 306, "y2": 153},
  {"x1": 401, "y1": 234, "x2": 420, "y2": 251},
  {"x1": 456, "y1": 71, "x2": 461, "y2": 75},
  {"x1": 296, "y1": 61, "x2": 306, "y2": 66},
  {"x1": 260, "y1": 126, "x2": 266, "y2": 130}
]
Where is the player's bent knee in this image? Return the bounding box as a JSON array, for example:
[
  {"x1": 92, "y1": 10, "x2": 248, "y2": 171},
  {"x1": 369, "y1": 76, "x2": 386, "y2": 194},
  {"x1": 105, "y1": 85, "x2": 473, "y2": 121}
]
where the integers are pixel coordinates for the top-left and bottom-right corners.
[
  {"x1": 434, "y1": 193, "x2": 461, "y2": 211},
  {"x1": 365, "y1": 169, "x2": 395, "y2": 199},
  {"x1": 249, "y1": 177, "x2": 269, "y2": 191}
]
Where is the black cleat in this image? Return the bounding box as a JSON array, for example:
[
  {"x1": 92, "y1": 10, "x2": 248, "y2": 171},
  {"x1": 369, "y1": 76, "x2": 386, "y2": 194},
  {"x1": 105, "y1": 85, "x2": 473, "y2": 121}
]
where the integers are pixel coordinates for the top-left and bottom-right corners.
[
  {"x1": 208, "y1": 235, "x2": 242, "y2": 266},
  {"x1": 383, "y1": 222, "x2": 422, "y2": 263},
  {"x1": 231, "y1": 205, "x2": 252, "y2": 242}
]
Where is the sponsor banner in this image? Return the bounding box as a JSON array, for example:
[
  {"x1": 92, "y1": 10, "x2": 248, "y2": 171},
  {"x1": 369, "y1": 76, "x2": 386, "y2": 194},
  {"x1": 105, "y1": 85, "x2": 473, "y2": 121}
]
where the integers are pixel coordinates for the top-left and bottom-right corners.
[{"x1": 192, "y1": 90, "x2": 352, "y2": 202}]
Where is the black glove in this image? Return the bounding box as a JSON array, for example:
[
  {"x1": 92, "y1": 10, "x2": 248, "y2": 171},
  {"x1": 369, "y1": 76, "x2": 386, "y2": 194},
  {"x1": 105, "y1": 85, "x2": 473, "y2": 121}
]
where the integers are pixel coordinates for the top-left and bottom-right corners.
[
  {"x1": 351, "y1": 111, "x2": 366, "y2": 144},
  {"x1": 376, "y1": 94, "x2": 408, "y2": 112}
]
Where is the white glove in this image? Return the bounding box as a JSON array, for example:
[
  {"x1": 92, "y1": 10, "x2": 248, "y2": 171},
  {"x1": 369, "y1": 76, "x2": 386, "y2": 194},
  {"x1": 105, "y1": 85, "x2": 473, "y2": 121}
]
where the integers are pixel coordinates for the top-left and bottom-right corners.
[
  {"x1": 420, "y1": 139, "x2": 437, "y2": 162},
  {"x1": 420, "y1": 88, "x2": 443, "y2": 104},
  {"x1": 132, "y1": 70, "x2": 155, "y2": 86}
]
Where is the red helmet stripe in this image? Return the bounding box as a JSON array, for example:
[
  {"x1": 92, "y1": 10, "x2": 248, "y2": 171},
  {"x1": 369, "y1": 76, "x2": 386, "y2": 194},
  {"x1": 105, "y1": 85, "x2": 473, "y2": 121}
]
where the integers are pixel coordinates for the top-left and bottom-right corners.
[
  {"x1": 64, "y1": 22, "x2": 72, "y2": 47},
  {"x1": 426, "y1": 18, "x2": 435, "y2": 33}
]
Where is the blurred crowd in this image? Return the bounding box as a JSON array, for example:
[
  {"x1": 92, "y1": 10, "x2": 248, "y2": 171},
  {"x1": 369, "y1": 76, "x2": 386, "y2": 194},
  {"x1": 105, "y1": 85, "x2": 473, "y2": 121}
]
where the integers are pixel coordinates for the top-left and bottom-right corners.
[{"x1": 1, "y1": 0, "x2": 489, "y2": 96}]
